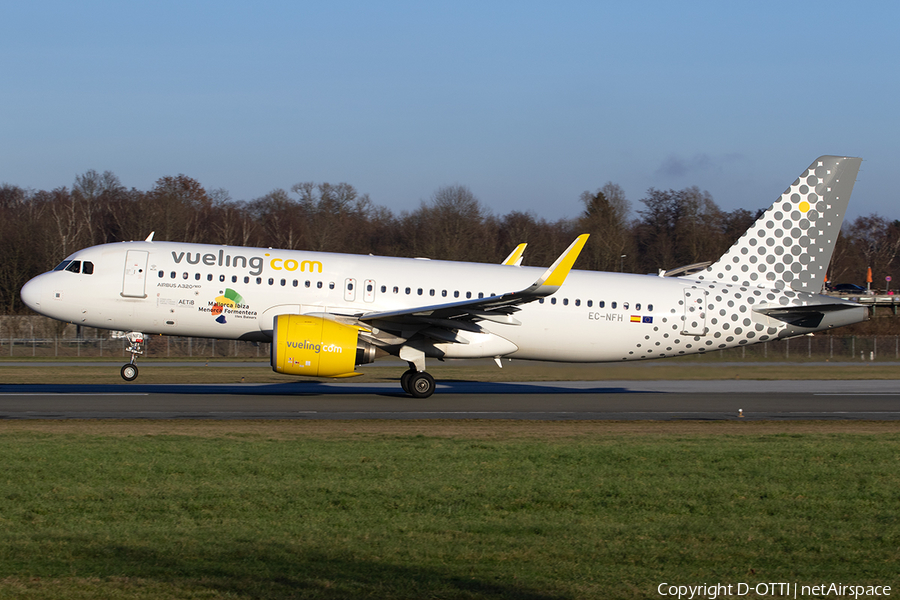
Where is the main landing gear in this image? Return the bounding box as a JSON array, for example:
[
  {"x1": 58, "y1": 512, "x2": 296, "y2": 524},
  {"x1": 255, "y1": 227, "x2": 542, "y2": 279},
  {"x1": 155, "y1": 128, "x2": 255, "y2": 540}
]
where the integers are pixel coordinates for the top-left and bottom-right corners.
[
  {"x1": 397, "y1": 346, "x2": 436, "y2": 398},
  {"x1": 400, "y1": 368, "x2": 435, "y2": 398},
  {"x1": 120, "y1": 332, "x2": 145, "y2": 381}
]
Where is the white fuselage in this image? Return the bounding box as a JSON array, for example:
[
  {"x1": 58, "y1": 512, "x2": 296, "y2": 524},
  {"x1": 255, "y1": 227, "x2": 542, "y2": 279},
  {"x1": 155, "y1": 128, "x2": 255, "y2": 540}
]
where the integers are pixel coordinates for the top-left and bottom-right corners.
[{"x1": 20, "y1": 240, "x2": 863, "y2": 363}]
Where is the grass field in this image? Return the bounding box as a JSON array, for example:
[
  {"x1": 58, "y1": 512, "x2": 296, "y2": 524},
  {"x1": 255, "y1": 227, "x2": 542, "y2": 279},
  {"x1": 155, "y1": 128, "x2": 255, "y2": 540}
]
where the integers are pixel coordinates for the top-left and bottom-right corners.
[{"x1": 0, "y1": 421, "x2": 897, "y2": 599}]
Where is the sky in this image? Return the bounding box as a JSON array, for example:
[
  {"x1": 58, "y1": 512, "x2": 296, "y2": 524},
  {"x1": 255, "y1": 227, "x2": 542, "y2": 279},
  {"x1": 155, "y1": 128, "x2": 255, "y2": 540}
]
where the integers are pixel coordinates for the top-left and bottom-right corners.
[{"x1": 3, "y1": 1, "x2": 898, "y2": 223}]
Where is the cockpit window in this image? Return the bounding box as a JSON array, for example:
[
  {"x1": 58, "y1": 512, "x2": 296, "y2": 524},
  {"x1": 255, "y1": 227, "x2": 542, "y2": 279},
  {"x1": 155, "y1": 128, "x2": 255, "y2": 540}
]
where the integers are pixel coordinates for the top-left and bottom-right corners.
[{"x1": 52, "y1": 259, "x2": 94, "y2": 274}]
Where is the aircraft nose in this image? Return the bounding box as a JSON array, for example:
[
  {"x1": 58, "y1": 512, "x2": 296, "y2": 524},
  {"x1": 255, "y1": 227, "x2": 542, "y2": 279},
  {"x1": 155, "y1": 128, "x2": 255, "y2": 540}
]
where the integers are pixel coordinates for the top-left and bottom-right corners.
[{"x1": 20, "y1": 277, "x2": 43, "y2": 311}]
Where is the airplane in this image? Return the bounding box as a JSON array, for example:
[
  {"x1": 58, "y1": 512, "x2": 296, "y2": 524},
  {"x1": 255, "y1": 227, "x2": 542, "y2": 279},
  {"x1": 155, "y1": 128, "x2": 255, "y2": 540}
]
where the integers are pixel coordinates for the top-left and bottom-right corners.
[{"x1": 20, "y1": 156, "x2": 866, "y2": 398}]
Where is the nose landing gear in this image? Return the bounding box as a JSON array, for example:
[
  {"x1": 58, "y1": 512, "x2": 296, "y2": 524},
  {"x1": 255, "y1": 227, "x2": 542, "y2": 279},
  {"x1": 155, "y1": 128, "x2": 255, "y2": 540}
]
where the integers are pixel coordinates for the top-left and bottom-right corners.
[{"x1": 120, "y1": 332, "x2": 144, "y2": 381}]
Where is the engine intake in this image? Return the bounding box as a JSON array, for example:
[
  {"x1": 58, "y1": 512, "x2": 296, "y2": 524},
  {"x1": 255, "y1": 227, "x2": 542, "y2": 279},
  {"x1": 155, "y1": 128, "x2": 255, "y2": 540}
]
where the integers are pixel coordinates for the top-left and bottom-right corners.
[{"x1": 271, "y1": 314, "x2": 376, "y2": 377}]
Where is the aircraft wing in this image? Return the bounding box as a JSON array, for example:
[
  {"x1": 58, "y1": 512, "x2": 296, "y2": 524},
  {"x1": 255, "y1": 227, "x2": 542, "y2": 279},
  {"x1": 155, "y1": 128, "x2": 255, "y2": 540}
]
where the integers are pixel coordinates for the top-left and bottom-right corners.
[{"x1": 356, "y1": 235, "x2": 588, "y2": 340}]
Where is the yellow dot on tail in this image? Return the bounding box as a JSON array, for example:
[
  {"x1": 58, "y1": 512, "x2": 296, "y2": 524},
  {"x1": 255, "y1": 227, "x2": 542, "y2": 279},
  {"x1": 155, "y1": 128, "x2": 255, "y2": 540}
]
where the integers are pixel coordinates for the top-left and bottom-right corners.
[{"x1": 798, "y1": 200, "x2": 810, "y2": 212}]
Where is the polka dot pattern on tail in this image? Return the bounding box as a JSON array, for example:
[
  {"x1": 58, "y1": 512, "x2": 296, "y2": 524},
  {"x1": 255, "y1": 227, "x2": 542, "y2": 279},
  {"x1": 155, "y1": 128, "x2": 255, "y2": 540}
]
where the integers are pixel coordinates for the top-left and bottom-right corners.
[{"x1": 695, "y1": 156, "x2": 860, "y2": 292}]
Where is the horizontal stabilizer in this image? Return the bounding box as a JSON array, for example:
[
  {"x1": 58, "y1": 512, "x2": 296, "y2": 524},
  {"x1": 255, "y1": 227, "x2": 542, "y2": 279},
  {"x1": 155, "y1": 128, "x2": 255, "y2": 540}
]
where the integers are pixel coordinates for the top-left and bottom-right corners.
[{"x1": 754, "y1": 303, "x2": 865, "y2": 329}]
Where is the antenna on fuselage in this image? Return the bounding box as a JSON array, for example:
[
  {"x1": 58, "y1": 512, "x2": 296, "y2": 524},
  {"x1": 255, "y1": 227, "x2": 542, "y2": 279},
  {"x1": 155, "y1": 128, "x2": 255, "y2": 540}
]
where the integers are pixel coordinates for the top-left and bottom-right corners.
[{"x1": 145, "y1": 231, "x2": 155, "y2": 242}]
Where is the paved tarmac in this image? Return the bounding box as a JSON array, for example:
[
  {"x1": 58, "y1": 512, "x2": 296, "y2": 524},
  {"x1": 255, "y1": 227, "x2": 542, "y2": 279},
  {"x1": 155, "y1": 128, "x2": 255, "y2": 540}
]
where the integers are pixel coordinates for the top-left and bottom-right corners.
[{"x1": 0, "y1": 380, "x2": 898, "y2": 420}]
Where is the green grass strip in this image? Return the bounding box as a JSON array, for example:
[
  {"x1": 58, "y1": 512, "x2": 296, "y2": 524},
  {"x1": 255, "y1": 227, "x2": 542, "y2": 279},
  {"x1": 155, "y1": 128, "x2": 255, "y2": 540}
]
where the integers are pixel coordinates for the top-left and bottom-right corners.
[{"x1": 0, "y1": 428, "x2": 897, "y2": 598}]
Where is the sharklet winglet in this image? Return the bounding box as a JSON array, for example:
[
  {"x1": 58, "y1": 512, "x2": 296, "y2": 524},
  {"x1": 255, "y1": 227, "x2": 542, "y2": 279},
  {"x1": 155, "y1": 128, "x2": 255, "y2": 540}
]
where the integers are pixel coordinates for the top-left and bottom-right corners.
[
  {"x1": 502, "y1": 243, "x2": 527, "y2": 266},
  {"x1": 523, "y1": 234, "x2": 589, "y2": 295}
]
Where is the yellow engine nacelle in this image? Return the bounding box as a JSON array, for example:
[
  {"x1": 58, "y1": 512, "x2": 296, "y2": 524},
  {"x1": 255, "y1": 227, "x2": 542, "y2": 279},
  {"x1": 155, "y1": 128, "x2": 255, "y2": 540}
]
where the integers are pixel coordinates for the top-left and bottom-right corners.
[{"x1": 270, "y1": 314, "x2": 376, "y2": 378}]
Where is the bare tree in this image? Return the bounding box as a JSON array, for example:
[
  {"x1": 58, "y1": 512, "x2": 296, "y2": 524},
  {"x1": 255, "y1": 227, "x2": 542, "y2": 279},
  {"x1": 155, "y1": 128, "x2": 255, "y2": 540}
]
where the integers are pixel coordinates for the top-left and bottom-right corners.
[
  {"x1": 843, "y1": 215, "x2": 900, "y2": 285},
  {"x1": 72, "y1": 169, "x2": 125, "y2": 245},
  {"x1": 578, "y1": 182, "x2": 631, "y2": 271},
  {"x1": 147, "y1": 175, "x2": 212, "y2": 242},
  {"x1": 403, "y1": 185, "x2": 493, "y2": 261}
]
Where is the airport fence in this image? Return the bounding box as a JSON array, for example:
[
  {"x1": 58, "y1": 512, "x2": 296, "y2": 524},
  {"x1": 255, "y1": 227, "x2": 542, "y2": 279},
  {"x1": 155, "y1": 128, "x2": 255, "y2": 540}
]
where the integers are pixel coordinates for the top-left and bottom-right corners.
[
  {"x1": 0, "y1": 335, "x2": 270, "y2": 359},
  {"x1": 0, "y1": 316, "x2": 269, "y2": 359},
  {"x1": 0, "y1": 315, "x2": 897, "y2": 362}
]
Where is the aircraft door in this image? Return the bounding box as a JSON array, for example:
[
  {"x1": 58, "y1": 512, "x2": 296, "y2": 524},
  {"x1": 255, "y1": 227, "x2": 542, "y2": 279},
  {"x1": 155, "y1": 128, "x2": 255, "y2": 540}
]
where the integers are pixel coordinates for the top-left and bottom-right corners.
[
  {"x1": 681, "y1": 289, "x2": 707, "y2": 336},
  {"x1": 122, "y1": 250, "x2": 149, "y2": 298},
  {"x1": 344, "y1": 278, "x2": 357, "y2": 302}
]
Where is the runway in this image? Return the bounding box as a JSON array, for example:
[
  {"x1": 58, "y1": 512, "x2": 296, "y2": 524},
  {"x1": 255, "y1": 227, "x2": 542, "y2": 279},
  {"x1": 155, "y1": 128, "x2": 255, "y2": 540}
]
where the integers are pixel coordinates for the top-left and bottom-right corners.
[{"x1": 1, "y1": 380, "x2": 899, "y2": 420}]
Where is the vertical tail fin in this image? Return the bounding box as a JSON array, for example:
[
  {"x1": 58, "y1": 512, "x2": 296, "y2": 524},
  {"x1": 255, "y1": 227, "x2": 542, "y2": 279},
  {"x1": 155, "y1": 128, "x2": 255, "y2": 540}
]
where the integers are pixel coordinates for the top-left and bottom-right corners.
[{"x1": 696, "y1": 155, "x2": 862, "y2": 291}]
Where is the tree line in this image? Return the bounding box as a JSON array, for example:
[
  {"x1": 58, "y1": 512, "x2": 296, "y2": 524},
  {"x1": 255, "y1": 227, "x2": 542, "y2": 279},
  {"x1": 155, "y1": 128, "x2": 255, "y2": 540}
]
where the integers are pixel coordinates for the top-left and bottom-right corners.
[{"x1": 1, "y1": 170, "x2": 897, "y2": 314}]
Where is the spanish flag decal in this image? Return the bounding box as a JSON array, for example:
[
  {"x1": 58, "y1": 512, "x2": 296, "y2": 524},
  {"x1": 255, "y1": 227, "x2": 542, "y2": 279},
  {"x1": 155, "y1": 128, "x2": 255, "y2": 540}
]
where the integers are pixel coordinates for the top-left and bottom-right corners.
[{"x1": 630, "y1": 315, "x2": 641, "y2": 323}]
